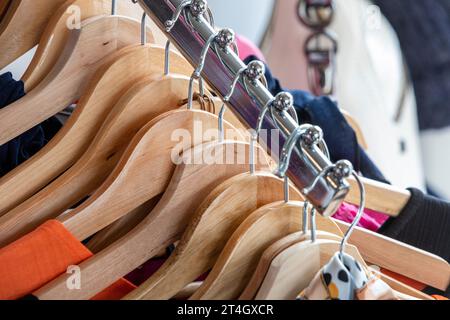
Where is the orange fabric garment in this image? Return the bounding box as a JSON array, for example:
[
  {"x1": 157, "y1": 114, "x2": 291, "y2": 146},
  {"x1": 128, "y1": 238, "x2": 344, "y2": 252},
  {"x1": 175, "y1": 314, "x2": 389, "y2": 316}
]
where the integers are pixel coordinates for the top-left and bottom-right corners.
[{"x1": 0, "y1": 220, "x2": 136, "y2": 300}]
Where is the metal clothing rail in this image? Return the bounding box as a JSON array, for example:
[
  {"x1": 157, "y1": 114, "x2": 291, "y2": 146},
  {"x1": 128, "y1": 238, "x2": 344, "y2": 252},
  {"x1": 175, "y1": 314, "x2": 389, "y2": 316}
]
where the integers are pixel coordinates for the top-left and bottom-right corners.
[{"x1": 137, "y1": 0, "x2": 350, "y2": 216}]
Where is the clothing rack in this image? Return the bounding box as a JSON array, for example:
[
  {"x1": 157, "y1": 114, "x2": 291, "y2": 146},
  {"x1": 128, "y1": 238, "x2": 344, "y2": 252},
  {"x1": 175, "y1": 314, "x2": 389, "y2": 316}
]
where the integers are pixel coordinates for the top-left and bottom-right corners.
[{"x1": 137, "y1": 0, "x2": 350, "y2": 216}]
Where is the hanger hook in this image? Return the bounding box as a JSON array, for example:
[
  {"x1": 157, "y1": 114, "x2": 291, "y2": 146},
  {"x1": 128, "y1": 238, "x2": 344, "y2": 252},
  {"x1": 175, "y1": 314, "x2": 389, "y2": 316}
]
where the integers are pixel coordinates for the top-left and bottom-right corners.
[
  {"x1": 339, "y1": 170, "x2": 366, "y2": 258},
  {"x1": 187, "y1": 31, "x2": 219, "y2": 110},
  {"x1": 302, "y1": 201, "x2": 310, "y2": 234}
]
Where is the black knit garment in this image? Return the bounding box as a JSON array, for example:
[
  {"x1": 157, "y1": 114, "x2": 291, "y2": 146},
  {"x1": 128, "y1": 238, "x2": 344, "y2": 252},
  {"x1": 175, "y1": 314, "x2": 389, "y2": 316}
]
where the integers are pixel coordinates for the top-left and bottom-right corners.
[
  {"x1": 374, "y1": 0, "x2": 450, "y2": 130},
  {"x1": 379, "y1": 188, "x2": 450, "y2": 263}
]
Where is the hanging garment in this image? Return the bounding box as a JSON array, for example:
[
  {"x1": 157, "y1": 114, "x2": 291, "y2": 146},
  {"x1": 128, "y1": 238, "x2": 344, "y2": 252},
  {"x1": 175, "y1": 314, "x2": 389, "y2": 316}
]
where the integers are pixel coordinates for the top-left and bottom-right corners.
[
  {"x1": 374, "y1": 0, "x2": 450, "y2": 199},
  {"x1": 333, "y1": 203, "x2": 388, "y2": 232},
  {"x1": 374, "y1": 0, "x2": 450, "y2": 131},
  {"x1": 297, "y1": 252, "x2": 399, "y2": 300},
  {"x1": 0, "y1": 220, "x2": 137, "y2": 300},
  {"x1": 379, "y1": 188, "x2": 450, "y2": 263},
  {"x1": 0, "y1": 72, "x2": 62, "y2": 176}
]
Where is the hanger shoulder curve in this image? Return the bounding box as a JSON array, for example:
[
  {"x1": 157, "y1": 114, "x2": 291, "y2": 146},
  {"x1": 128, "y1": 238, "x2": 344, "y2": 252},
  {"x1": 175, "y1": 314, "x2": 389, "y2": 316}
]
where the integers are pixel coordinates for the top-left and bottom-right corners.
[
  {"x1": 124, "y1": 172, "x2": 303, "y2": 300},
  {"x1": 239, "y1": 229, "x2": 341, "y2": 300},
  {"x1": 254, "y1": 239, "x2": 368, "y2": 300},
  {"x1": 0, "y1": 50, "x2": 194, "y2": 246},
  {"x1": 58, "y1": 109, "x2": 243, "y2": 241},
  {"x1": 346, "y1": 176, "x2": 410, "y2": 217},
  {"x1": 21, "y1": 0, "x2": 148, "y2": 91},
  {"x1": 0, "y1": 15, "x2": 150, "y2": 146},
  {"x1": 34, "y1": 110, "x2": 243, "y2": 300},
  {"x1": 0, "y1": 0, "x2": 67, "y2": 69}
]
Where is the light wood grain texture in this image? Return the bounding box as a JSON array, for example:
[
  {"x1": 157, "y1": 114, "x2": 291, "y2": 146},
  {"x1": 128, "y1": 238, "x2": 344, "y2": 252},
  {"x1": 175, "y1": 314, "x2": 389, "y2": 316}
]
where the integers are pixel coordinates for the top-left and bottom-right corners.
[
  {"x1": 59, "y1": 110, "x2": 244, "y2": 240},
  {"x1": 254, "y1": 239, "x2": 371, "y2": 300},
  {"x1": 0, "y1": 0, "x2": 67, "y2": 69},
  {"x1": 124, "y1": 172, "x2": 303, "y2": 300},
  {"x1": 0, "y1": 74, "x2": 216, "y2": 247},
  {"x1": 334, "y1": 219, "x2": 450, "y2": 291},
  {"x1": 346, "y1": 176, "x2": 410, "y2": 217},
  {"x1": 240, "y1": 229, "x2": 432, "y2": 300},
  {"x1": 173, "y1": 282, "x2": 203, "y2": 300},
  {"x1": 34, "y1": 111, "x2": 243, "y2": 300},
  {"x1": 0, "y1": 45, "x2": 191, "y2": 227},
  {"x1": 0, "y1": 15, "x2": 148, "y2": 146},
  {"x1": 240, "y1": 230, "x2": 341, "y2": 300},
  {"x1": 0, "y1": 45, "x2": 168, "y2": 219},
  {"x1": 190, "y1": 202, "x2": 343, "y2": 300},
  {"x1": 21, "y1": 0, "x2": 146, "y2": 91}
]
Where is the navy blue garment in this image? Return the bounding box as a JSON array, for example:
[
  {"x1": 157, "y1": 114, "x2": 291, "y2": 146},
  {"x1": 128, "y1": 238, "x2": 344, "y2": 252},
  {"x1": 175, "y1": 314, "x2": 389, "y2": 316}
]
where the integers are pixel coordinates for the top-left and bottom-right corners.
[
  {"x1": 374, "y1": 0, "x2": 450, "y2": 131},
  {"x1": 244, "y1": 56, "x2": 389, "y2": 184},
  {"x1": 0, "y1": 72, "x2": 62, "y2": 176}
]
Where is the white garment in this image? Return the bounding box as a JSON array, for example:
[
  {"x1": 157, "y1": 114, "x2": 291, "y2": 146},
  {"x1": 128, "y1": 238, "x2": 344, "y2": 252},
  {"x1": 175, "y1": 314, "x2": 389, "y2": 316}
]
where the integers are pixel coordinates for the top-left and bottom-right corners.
[
  {"x1": 264, "y1": 0, "x2": 425, "y2": 189},
  {"x1": 331, "y1": 0, "x2": 425, "y2": 189}
]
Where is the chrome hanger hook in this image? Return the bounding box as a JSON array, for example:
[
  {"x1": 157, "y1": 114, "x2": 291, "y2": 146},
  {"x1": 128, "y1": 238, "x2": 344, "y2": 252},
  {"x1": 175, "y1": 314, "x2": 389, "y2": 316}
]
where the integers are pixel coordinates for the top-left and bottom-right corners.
[
  {"x1": 249, "y1": 96, "x2": 274, "y2": 174},
  {"x1": 187, "y1": 31, "x2": 219, "y2": 110}
]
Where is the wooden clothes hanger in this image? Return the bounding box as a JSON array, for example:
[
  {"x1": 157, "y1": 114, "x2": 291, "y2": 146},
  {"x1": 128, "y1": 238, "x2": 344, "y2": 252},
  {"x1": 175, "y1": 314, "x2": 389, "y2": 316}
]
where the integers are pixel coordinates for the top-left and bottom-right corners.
[
  {"x1": 59, "y1": 108, "x2": 244, "y2": 239},
  {"x1": 0, "y1": 73, "x2": 217, "y2": 246},
  {"x1": 333, "y1": 220, "x2": 450, "y2": 291},
  {"x1": 0, "y1": 14, "x2": 151, "y2": 146},
  {"x1": 189, "y1": 201, "x2": 343, "y2": 300},
  {"x1": 21, "y1": 0, "x2": 145, "y2": 91},
  {"x1": 253, "y1": 238, "x2": 394, "y2": 300},
  {"x1": 0, "y1": 0, "x2": 67, "y2": 69},
  {"x1": 33, "y1": 140, "x2": 267, "y2": 300},
  {"x1": 123, "y1": 169, "x2": 304, "y2": 300},
  {"x1": 85, "y1": 98, "x2": 251, "y2": 254}
]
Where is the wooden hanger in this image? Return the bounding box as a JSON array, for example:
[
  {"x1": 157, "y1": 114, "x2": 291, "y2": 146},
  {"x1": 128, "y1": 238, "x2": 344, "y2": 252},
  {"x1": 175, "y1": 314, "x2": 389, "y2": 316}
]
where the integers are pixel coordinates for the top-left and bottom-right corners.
[
  {"x1": 333, "y1": 219, "x2": 450, "y2": 291},
  {"x1": 240, "y1": 228, "x2": 433, "y2": 300},
  {"x1": 60, "y1": 108, "x2": 245, "y2": 240},
  {"x1": 21, "y1": 0, "x2": 145, "y2": 91},
  {"x1": 0, "y1": 0, "x2": 10, "y2": 23},
  {"x1": 36, "y1": 139, "x2": 267, "y2": 300},
  {"x1": 87, "y1": 98, "x2": 253, "y2": 252},
  {"x1": 253, "y1": 238, "x2": 419, "y2": 300},
  {"x1": 189, "y1": 201, "x2": 343, "y2": 300},
  {"x1": 86, "y1": 195, "x2": 162, "y2": 253},
  {"x1": 0, "y1": 73, "x2": 216, "y2": 246},
  {"x1": 0, "y1": 44, "x2": 181, "y2": 219},
  {"x1": 0, "y1": 0, "x2": 67, "y2": 69},
  {"x1": 0, "y1": 15, "x2": 151, "y2": 146},
  {"x1": 346, "y1": 176, "x2": 410, "y2": 217},
  {"x1": 123, "y1": 171, "x2": 303, "y2": 300}
]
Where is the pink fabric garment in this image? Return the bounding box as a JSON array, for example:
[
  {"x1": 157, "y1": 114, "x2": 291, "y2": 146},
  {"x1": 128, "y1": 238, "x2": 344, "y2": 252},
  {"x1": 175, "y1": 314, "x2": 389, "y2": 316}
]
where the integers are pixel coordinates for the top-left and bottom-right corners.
[
  {"x1": 236, "y1": 35, "x2": 266, "y2": 62},
  {"x1": 333, "y1": 203, "x2": 389, "y2": 232}
]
